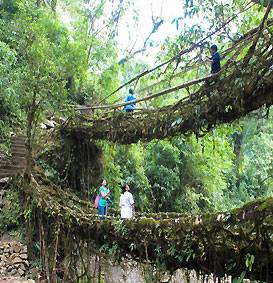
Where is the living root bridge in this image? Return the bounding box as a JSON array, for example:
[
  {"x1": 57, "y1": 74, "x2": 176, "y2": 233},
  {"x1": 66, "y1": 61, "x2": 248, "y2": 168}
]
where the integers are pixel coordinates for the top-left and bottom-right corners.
[
  {"x1": 70, "y1": 199, "x2": 273, "y2": 282},
  {"x1": 60, "y1": 41, "x2": 273, "y2": 144},
  {"x1": 26, "y1": 172, "x2": 273, "y2": 282}
]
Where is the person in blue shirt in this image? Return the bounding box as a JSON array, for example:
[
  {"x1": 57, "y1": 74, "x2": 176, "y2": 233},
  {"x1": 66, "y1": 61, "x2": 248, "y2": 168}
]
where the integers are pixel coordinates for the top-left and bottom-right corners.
[
  {"x1": 124, "y1": 88, "x2": 136, "y2": 112},
  {"x1": 205, "y1": 44, "x2": 221, "y2": 74}
]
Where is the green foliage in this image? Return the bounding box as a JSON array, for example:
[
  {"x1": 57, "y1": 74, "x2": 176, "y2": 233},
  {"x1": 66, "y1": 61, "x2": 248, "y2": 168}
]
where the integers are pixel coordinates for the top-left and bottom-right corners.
[
  {"x1": 78, "y1": 269, "x2": 104, "y2": 283},
  {"x1": 221, "y1": 113, "x2": 273, "y2": 208},
  {"x1": 232, "y1": 271, "x2": 246, "y2": 283},
  {"x1": 0, "y1": 0, "x2": 19, "y2": 18},
  {"x1": 0, "y1": 0, "x2": 123, "y2": 136},
  {"x1": 39, "y1": 132, "x2": 103, "y2": 199},
  {"x1": 0, "y1": 186, "x2": 24, "y2": 235},
  {"x1": 0, "y1": 41, "x2": 22, "y2": 135},
  {"x1": 145, "y1": 140, "x2": 181, "y2": 212},
  {"x1": 0, "y1": 1, "x2": 76, "y2": 135},
  {"x1": 61, "y1": 0, "x2": 124, "y2": 98},
  {"x1": 114, "y1": 143, "x2": 151, "y2": 212},
  {"x1": 96, "y1": 109, "x2": 273, "y2": 215},
  {"x1": 245, "y1": 253, "x2": 255, "y2": 271}
]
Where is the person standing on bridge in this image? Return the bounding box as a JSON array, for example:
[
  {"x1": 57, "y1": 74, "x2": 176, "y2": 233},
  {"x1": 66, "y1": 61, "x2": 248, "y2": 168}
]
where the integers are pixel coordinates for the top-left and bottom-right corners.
[
  {"x1": 205, "y1": 44, "x2": 221, "y2": 74},
  {"x1": 119, "y1": 183, "x2": 135, "y2": 218},
  {"x1": 124, "y1": 88, "x2": 136, "y2": 112},
  {"x1": 98, "y1": 178, "x2": 110, "y2": 220}
]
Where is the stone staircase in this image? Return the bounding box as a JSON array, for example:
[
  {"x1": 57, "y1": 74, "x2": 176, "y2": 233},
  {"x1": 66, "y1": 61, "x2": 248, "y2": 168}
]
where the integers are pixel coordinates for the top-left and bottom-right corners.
[{"x1": 0, "y1": 135, "x2": 26, "y2": 179}]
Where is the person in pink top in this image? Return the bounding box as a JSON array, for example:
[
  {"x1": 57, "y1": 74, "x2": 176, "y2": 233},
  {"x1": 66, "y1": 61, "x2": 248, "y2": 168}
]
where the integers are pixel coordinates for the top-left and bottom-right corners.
[{"x1": 98, "y1": 178, "x2": 110, "y2": 220}]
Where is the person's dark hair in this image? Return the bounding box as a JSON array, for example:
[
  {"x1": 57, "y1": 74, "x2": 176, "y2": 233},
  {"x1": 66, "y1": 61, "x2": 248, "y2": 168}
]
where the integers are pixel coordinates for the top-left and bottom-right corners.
[
  {"x1": 101, "y1": 178, "x2": 106, "y2": 184},
  {"x1": 211, "y1": 44, "x2": 217, "y2": 51},
  {"x1": 122, "y1": 183, "x2": 127, "y2": 194},
  {"x1": 129, "y1": 88, "x2": 134, "y2": 94}
]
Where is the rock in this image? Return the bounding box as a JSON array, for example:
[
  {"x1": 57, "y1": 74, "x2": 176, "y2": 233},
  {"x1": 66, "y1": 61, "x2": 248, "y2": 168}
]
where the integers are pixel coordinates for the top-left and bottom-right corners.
[
  {"x1": 0, "y1": 177, "x2": 9, "y2": 183},
  {"x1": 20, "y1": 263, "x2": 26, "y2": 271},
  {"x1": 29, "y1": 267, "x2": 38, "y2": 278},
  {"x1": 1, "y1": 254, "x2": 7, "y2": 262},
  {"x1": 4, "y1": 246, "x2": 10, "y2": 253},
  {"x1": 20, "y1": 253, "x2": 28, "y2": 260},
  {"x1": 18, "y1": 268, "x2": 25, "y2": 276},
  {"x1": 13, "y1": 256, "x2": 23, "y2": 264},
  {"x1": 6, "y1": 257, "x2": 13, "y2": 266},
  {"x1": 11, "y1": 268, "x2": 18, "y2": 275},
  {"x1": 24, "y1": 260, "x2": 30, "y2": 267},
  {"x1": 45, "y1": 120, "x2": 56, "y2": 128},
  {"x1": 22, "y1": 246, "x2": 27, "y2": 253},
  {"x1": 52, "y1": 116, "x2": 65, "y2": 124},
  {"x1": 14, "y1": 245, "x2": 21, "y2": 253},
  {"x1": 40, "y1": 123, "x2": 47, "y2": 129}
]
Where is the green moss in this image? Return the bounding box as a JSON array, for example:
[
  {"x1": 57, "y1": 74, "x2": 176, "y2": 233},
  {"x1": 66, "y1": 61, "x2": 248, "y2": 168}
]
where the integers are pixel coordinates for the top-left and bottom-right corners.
[{"x1": 258, "y1": 197, "x2": 273, "y2": 212}]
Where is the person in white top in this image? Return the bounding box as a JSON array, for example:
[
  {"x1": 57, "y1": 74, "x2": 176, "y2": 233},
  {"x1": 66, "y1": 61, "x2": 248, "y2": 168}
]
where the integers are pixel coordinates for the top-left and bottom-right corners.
[{"x1": 119, "y1": 183, "x2": 135, "y2": 218}]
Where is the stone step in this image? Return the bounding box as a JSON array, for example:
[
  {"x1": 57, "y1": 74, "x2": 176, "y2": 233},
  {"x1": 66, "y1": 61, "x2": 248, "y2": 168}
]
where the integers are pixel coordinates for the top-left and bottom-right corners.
[
  {"x1": 0, "y1": 172, "x2": 15, "y2": 178},
  {"x1": 11, "y1": 141, "x2": 26, "y2": 147},
  {"x1": 11, "y1": 135, "x2": 26, "y2": 140},
  {"x1": 11, "y1": 151, "x2": 26, "y2": 156},
  {"x1": 10, "y1": 142, "x2": 26, "y2": 147},
  {"x1": 1, "y1": 135, "x2": 28, "y2": 176},
  {"x1": 12, "y1": 156, "x2": 26, "y2": 161},
  {"x1": 11, "y1": 146, "x2": 26, "y2": 150},
  {"x1": 11, "y1": 147, "x2": 26, "y2": 152},
  {"x1": 11, "y1": 150, "x2": 26, "y2": 155},
  {"x1": 0, "y1": 165, "x2": 25, "y2": 171},
  {"x1": 11, "y1": 144, "x2": 26, "y2": 149},
  {"x1": 11, "y1": 159, "x2": 27, "y2": 166},
  {"x1": 11, "y1": 152, "x2": 26, "y2": 158},
  {"x1": 0, "y1": 161, "x2": 12, "y2": 167},
  {"x1": 0, "y1": 170, "x2": 23, "y2": 178},
  {"x1": 11, "y1": 135, "x2": 26, "y2": 141},
  {"x1": 11, "y1": 154, "x2": 26, "y2": 159}
]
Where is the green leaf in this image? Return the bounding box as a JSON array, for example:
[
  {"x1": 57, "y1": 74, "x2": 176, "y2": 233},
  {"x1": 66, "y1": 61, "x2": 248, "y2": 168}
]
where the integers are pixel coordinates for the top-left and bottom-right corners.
[{"x1": 232, "y1": 271, "x2": 246, "y2": 283}]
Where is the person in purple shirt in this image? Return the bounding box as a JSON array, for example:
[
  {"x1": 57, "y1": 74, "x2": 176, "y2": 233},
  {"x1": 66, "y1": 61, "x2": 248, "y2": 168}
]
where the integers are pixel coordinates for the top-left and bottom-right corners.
[
  {"x1": 124, "y1": 88, "x2": 136, "y2": 112},
  {"x1": 205, "y1": 44, "x2": 221, "y2": 74}
]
